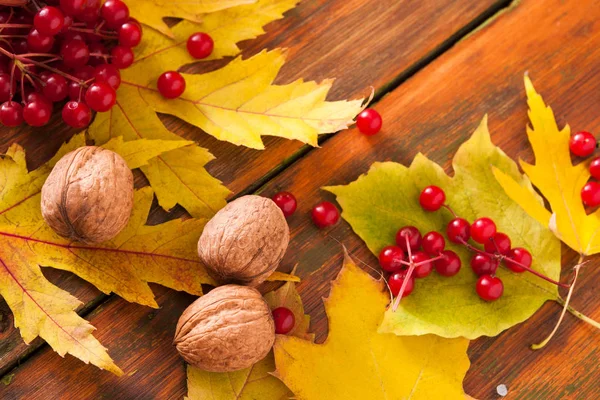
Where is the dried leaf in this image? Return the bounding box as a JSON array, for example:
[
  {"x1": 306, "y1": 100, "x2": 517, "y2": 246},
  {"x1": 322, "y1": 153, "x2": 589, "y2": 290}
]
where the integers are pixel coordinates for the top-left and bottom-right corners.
[
  {"x1": 0, "y1": 136, "x2": 216, "y2": 374},
  {"x1": 326, "y1": 117, "x2": 561, "y2": 338},
  {"x1": 273, "y1": 252, "x2": 471, "y2": 399}
]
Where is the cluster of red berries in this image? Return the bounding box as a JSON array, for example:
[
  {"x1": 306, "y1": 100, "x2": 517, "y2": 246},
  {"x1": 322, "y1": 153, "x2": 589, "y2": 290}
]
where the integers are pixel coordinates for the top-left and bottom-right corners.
[
  {"x1": 272, "y1": 191, "x2": 341, "y2": 229},
  {"x1": 0, "y1": 1, "x2": 214, "y2": 128},
  {"x1": 568, "y1": 131, "x2": 600, "y2": 208}
]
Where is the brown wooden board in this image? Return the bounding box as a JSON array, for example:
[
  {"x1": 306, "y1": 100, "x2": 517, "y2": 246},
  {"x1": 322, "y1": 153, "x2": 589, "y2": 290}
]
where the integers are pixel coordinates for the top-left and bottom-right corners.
[
  {"x1": 9, "y1": 0, "x2": 600, "y2": 398},
  {"x1": 0, "y1": 0, "x2": 504, "y2": 380}
]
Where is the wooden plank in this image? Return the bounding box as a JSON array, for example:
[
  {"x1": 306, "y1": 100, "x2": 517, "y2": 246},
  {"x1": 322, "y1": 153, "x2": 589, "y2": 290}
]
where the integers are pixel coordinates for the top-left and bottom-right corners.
[
  {"x1": 0, "y1": 0, "x2": 502, "y2": 378},
  {"x1": 7, "y1": 0, "x2": 600, "y2": 398}
]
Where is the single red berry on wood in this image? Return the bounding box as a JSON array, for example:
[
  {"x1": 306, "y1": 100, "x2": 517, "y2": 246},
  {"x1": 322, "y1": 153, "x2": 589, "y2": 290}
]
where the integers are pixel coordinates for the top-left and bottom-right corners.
[
  {"x1": 419, "y1": 185, "x2": 445, "y2": 211},
  {"x1": 85, "y1": 82, "x2": 116, "y2": 112},
  {"x1": 101, "y1": 0, "x2": 129, "y2": 29},
  {"x1": 484, "y1": 232, "x2": 511, "y2": 255},
  {"x1": 446, "y1": 218, "x2": 470, "y2": 243},
  {"x1": 471, "y1": 217, "x2": 497, "y2": 244},
  {"x1": 110, "y1": 45, "x2": 134, "y2": 68},
  {"x1": 62, "y1": 100, "x2": 91, "y2": 128},
  {"x1": 388, "y1": 271, "x2": 414, "y2": 297},
  {"x1": 157, "y1": 71, "x2": 186, "y2": 99},
  {"x1": 43, "y1": 73, "x2": 68, "y2": 102},
  {"x1": 118, "y1": 21, "x2": 142, "y2": 47},
  {"x1": 504, "y1": 247, "x2": 531, "y2": 273},
  {"x1": 0, "y1": 101, "x2": 23, "y2": 127},
  {"x1": 470, "y1": 253, "x2": 498, "y2": 276},
  {"x1": 581, "y1": 182, "x2": 600, "y2": 207},
  {"x1": 411, "y1": 251, "x2": 433, "y2": 278},
  {"x1": 434, "y1": 250, "x2": 461, "y2": 277},
  {"x1": 378, "y1": 245, "x2": 405, "y2": 273},
  {"x1": 187, "y1": 32, "x2": 214, "y2": 59},
  {"x1": 311, "y1": 201, "x2": 339, "y2": 228},
  {"x1": 476, "y1": 275, "x2": 503, "y2": 301},
  {"x1": 395, "y1": 226, "x2": 422, "y2": 252},
  {"x1": 272, "y1": 307, "x2": 295, "y2": 335},
  {"x1": 569, "y1": 131, "x2": 596, "y2": 157},
  {"x1": 23, "y1": 99, "x2": 52, "y2": 127},
  {"x1": 590, "y1": 157, "x2": 600, "y2": 180},
  {"x1": 272, "y1": 191, "x2": 297, "y2": 217},
  {"x1": 94, "y1": 64, "x2": 121, "y2": 89},
  {"x1": 422, "y1": 231, "x2": 445, "y2": 256},
  {"x1": 356, "y1": 108, "x2": 382, "y2": 135},
  {"x1": 34, "y1": 6, "x2": 64, "y2": 36}
]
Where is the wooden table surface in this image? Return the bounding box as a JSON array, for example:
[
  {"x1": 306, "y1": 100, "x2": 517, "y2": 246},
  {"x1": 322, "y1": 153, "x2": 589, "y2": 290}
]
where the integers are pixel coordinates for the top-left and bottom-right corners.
[{"x1": 2, "y1": 0, "x2": 600, "y2": 398}]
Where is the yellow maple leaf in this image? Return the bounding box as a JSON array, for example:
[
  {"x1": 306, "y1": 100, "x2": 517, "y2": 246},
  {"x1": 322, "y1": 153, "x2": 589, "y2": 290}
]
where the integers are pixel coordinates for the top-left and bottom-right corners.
[
  {"x1": 494, "y1": 76, "x2": 600, "y2": 255},
  {"x1": 273, "y1": 252, "x2": 471, "y2": 400},
  {"x1": 88, "y1": 0, "x2": 300, "y2": 217},
  {"x1": 0, "y1": 135, "x2": 217, "y2": 374},
  {"x1": 185, "y1": 278, "x2": 309, "y2": 399},
  {"x1": 128, "y1": 0, "x2": 256, "y2": 37}
]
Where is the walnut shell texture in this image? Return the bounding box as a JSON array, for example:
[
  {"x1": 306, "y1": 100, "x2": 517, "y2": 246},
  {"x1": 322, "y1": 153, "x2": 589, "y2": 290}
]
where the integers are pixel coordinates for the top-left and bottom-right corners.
[
  {"x1": 41, "y1": 146, "x2": 134, "y2": 244},
  {"x1": 174, "y1": 284, "x2": 275, "y2": 372},
  {"x1": 198, "y1": 195, "x2": 289, "y2": 286}
]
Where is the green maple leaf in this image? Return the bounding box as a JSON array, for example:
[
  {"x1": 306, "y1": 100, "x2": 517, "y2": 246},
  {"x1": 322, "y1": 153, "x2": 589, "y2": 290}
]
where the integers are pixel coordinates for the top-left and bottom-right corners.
[{"x1": 326, "y1": 117, "x2": 561, "y2": 339}]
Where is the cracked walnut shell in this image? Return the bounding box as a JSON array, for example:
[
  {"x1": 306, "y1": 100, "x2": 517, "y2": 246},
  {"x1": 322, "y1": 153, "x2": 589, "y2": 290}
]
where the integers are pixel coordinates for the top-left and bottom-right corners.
[
  {"x1": 174, "y1": 284, "x2": 275, "y2": 372},
  {"x1": 198, "y1": 195, "x2": 289, "y2": 286},
  {"x1": 41, "y1": 146, "x2": 134, "y2": 244}
]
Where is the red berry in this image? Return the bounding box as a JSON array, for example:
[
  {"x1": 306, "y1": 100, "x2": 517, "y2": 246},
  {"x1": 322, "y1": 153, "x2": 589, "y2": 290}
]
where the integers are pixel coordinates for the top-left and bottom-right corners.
[
  {"x1": 395, "y1": 226, "x2": 422, "y2": 252},
  {"x1": 88, "y1": 42, "x2": 107, "y2": 66},
  {"x1": 476, "y1": 275, "x2": 503, "y2": 301},
  {"x1": 110, "y1": 45, "x2": 134, "y2": 68},
  {"x1": 470, "y1": 253, "x2": 498, "y2": 276},
  {"x1": 43, "y1": 73, "x2": 68, "y2": 102},
  {"x1": 68, "y1": 81, "x2": 85, "y2": 100},
  {"x1": 187, "y1": 32, "x2": 214, "y2": 59},
  {"x1": 62, "y1": 30, "x2": 85, "y2": 42},
  {"x1": 470, "y1": 217, "x2": 497, "y2": 244},
  {"x1": 446, "y1": 218, "x2": 470, "y2": 243},
  {"x1": 34, "y1": 6, "x2": 64, "y2": 36},
  {"x1": 388, "y1": 271, "x2": 414, "y2": 297},
  {"x1": 311, "y1": 201, "x2": 339, "y2": 228},
  {"x1": 73, "y1": 65, "x2": 95, "y2": 81},
  {"x1": 419, "y1": 185, "x2": 445, "y2": 211},
  {"x1": 94, "y1": 64, "x2": 121, "y2": 89},
  {"x1": 101, "y1": 0, "x2": 129, "y2": 29},
  {"x1": 434, "y1": 250, "x2": 461, "y2": 277},
  {"x1": 590, "y1": 157, "x2": 600, "y2": 180},
  {"x1": 581, "y1": 182, "x2": 600, "y2": 207},
  {"x1": 27, "y1": 29, "x2": 55, "y2": 53},
  {"x1": 12, "y1": 38, "x2": 28, "y2": 54},
  {"x1": 569, "y1": 131, "x2": 596, "y2": 157},
  {"x1": 504, "y1": 247, "x2": 531, "y2": 273},
  {"x1": 484, "y1": 232, "x2": 511, "y2": 255},
  {"x1": 411, "y1": 251, "x2": 433, "y2": 278},
  {"x1": 0, "y1": 101, "x2": 23, "y2": 126},
  {"x1": 356, "y1": 108, "x2": 382, "y2": 135},
  {"x1": 272, "y1": 307, "x2": 295, "y2": 335},
  {"x1": 62, "y1": 100, "x2": 91, "y2": 128},
  {"x1": 85, "y1": 82, "x2": 116, "y2": 112},
  {"x1": 422, "y1": 231, "x2": 445, "y2": 256},
  {"x1": 0, "y1": 73, "x2": 15, "y2": 102},
  {"x1": 60, "y1": 0, "x2": 86, "y2": 16},
  {"x1": 78, "y1": 0, "x2": 101, "y2": 23},
  {"x1": 157, "y1": 71, "x2": 186, "y2": 99},
  {"x1": 118, "y1": 21, "x2": 142, "y2": 47},
  {"x1": 271, "y1": 191, "x2": 297, "y2": 217},
  {"x1": 378, "y1": 245, "x2": 405, "y2": 273},
  {"x1": 23, "y1": 99, "x2": 52, "y2": 127},
  {"x1": 62, "y1": 15, "x2": 73, "y2": 33},
  {"x1": 60, "y1": 39, "x2": 90, "y2": 68}
]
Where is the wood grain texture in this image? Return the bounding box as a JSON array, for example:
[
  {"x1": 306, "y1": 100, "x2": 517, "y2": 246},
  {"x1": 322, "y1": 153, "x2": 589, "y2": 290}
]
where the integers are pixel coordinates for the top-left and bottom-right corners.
[
  {"x1": 9, "y1": 0, "x2": 600, "y2": 397},
  {"x1": 0, "y1": 0, "x2": 501, "y2": 380}
]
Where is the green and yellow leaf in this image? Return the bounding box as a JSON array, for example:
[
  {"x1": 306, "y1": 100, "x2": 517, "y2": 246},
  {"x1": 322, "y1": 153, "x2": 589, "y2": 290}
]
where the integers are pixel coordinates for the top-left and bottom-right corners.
[
  {"x1": 495, "y1": 76, "x2": 600, "y2": 255},
  {"x1": 0, "y1": 136, "x2": 216, "y2": 374},
  {"x1": 273, "y1": 252, "x2": 471, "y2": 399},
  {"x1": 326, "y1": 117, "x2": 561, "y2": 339}
]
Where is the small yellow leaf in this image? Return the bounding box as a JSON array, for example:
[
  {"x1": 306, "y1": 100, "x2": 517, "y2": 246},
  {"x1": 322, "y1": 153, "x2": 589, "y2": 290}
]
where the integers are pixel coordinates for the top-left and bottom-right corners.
[
  {"x1": 273, "y1": 252, "x2": 471, "y2": 399},
  {"x1": 496, "y1": 76, "x2": 600, "y2": 255},
  {"x1": 129, "y1": 0, "x2": 256, "y2": 37},
  {"x1": 266, "y1": 271, "x2": 301, "y2": 283}
]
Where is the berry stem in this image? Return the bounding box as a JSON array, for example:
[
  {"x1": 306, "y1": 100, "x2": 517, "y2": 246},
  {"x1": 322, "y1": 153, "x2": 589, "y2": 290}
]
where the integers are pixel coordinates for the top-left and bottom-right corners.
[
  {"x1": 0, "y1": 23, "x2": 33, "y2": 29},
  {"x1": 442, "y1": 204, "x2": 458, "y2": 218},
  {"x1": 68, "y1": 27, "x2": 118, "y2": 39},
  {"x1": 399, "y1": 254, "x2": 444, "y2": 267},
  {"x1": 558, "y1": 298, "x2": 600, "y2": 330},
  {"x1": 392, "y1": 236, "x2": 415, "y2": 311},
  {"x1": 531, "y1": 257, "x2": 584, "y2": 350}
]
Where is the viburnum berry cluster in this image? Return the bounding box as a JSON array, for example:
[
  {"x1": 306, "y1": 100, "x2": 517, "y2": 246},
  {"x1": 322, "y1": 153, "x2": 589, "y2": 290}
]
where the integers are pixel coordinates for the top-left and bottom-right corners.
[
  {"x1": 382, "y1": 185, "x2": 570, "y2": 310},
  {"x1": 0, "y1": 0, "x2": 215, "y2": 128},
  {"x1": 568, "y1": 131, "x2": 600, "y2": 208}
]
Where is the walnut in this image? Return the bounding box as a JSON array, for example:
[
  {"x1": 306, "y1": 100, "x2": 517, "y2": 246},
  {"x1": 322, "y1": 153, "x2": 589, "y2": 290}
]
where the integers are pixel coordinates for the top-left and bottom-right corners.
[
  {"x1": 198, "y1": 195, "x2": 289, "y2": 286},
  {"x1": 41, "y1": 146, "x2": 134, "y2": 244},
  {"x1": 174, "y1": 284, "x2": 275, "y2": 372}
]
